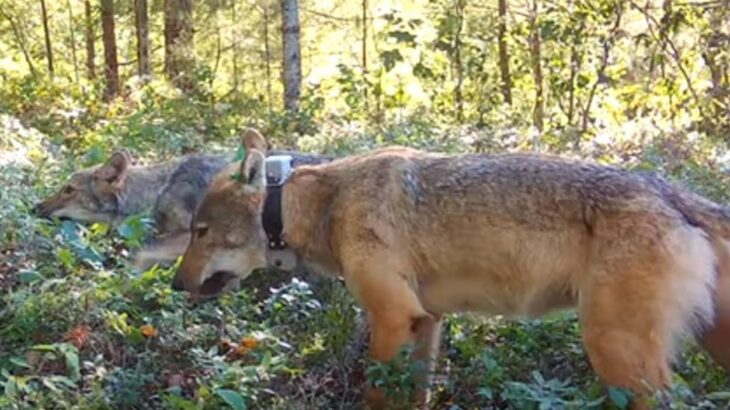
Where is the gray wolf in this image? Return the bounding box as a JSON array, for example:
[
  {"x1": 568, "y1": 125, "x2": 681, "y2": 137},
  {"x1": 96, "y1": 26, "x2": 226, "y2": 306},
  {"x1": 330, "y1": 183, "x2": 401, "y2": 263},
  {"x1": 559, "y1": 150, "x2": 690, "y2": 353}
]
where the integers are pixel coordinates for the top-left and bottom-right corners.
[
  {"x1": 172, "y1": 132, "x2": 730, "y2": 409},
  {"x1": 36, "y1": 130, "x2": 332, "y2": 268}
]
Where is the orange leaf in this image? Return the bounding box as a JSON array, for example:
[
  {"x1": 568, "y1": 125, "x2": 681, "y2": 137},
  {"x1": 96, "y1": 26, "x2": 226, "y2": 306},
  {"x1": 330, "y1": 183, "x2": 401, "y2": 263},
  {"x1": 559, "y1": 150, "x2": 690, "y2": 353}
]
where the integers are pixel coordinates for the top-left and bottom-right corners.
[
  {"x1": 240, "y1": 337, "x2": 258, "y2": 349},
  {"x1": 64, "y1": 325, "x2": 91, "y2": 349},
  {"x1": 140, "y1": 324, "x2": 158, "y2": 338}
]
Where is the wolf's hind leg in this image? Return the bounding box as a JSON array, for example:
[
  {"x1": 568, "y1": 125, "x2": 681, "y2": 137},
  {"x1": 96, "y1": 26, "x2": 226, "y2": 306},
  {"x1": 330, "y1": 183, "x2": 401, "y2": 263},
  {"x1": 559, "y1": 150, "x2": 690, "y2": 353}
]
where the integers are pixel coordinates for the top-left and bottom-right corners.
[
  {"x1": 580, "y1": 225, "x2": 715, "y2": 409},
  {"x1": 412, "y1": 314, "x2": 442, "y2": 408}
]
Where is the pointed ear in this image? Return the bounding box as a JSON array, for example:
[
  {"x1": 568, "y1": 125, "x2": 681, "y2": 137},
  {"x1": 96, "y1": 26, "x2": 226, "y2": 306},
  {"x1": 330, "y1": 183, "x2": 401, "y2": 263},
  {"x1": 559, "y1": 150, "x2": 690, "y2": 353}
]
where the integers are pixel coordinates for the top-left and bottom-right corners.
[
  {"x1": 242, "y1": 128, "x2": 267, "y2": 154},
  {"x1": 95, "y1": 150, "x2": 131, "y2": 184},
  {"x1": 239, "y1": 150, "x2": 266, "y2": 192}
]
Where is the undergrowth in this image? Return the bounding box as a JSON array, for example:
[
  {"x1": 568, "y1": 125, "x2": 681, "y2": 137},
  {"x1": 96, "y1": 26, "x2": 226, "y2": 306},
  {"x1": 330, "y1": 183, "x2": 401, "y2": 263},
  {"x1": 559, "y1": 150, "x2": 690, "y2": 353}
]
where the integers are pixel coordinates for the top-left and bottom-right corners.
[{"x1": 1, "y1": 80, "x2": 729, "y2": 409}]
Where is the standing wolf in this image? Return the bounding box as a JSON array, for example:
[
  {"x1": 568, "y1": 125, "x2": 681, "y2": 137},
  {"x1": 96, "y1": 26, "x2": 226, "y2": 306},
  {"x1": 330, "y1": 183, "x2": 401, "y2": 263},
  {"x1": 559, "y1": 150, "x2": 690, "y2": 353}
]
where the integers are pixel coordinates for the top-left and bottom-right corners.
[
  {"x1": 35, "y1": 129, "x2": 332, "y2": 268},
  {"x1": 173, "y1": 132, "x2": 730, "y2": 409}
]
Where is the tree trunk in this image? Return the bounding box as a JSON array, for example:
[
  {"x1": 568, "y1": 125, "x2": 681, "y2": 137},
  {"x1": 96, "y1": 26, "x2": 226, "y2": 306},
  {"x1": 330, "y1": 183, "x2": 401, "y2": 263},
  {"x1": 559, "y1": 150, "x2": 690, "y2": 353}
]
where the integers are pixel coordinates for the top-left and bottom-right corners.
[
  {"x1": 497, "y1": 0, "x2": 512, "y2": 105},
  {"x1": 164, "y1": 0, "x2": 196, "y2": 91},
  {"x1": 67, "y1": 0, "x2": 79, "y2": 83},
  {"x1": 529, "y1": 0, "x2": 544, "y2": 132},
  {"x1": 213, "y1": 0, "x2": 221, "y2": 79},
  {"x1": 263, "y1": 0, "x2": 273, "y2": 114},
  {"x1": 134, "y1": 0, "x2": 150, "y2": 81},
  {"x1": 101, "y1": 0, "x2": 119, "y2": 101},
  {"x1": 453, "y1": 0, "x2": 465, "y2": 123},
  {"x1": 40, "y1": 0, "x2": 54, "y2": 77},
  {"x1": 280, "y1": 0, "x2": 302, "y2": 113},
  {"x1": 362, "y1": 0, "x2": 368, "y2": 110},
  {"x1": 231, "y1": 0, "x2": 238, "y2": 90},
  {"x1": 84, "y1": 0, "x2": 96, "y2": 79}
]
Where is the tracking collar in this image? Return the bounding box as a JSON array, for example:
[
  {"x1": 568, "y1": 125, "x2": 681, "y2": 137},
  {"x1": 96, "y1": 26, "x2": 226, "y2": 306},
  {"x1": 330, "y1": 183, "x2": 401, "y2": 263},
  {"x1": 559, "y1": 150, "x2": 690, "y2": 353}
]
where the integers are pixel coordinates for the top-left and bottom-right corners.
[{"x1": 262, "y1": 155, "x2": 297, "y2": 270}]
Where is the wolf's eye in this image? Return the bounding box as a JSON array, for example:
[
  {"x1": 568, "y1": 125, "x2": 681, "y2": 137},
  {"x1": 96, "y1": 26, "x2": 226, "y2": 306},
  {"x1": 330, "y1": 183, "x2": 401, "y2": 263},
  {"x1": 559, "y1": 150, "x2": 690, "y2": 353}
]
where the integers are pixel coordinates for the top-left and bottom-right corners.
[{"x1": 63, "y1": 186, "x2": 74, "y2": 194}]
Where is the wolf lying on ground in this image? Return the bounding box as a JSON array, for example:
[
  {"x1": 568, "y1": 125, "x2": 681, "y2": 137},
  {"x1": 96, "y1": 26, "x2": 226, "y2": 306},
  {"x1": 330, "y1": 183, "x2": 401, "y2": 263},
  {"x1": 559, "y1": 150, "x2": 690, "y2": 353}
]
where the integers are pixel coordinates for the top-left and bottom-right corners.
[
  {"x1": 35, "y1": 130, "x2": 332, "y2": 268},
  {"x1": 172, "y1": 131, "x2": 730, "y2": 409}
]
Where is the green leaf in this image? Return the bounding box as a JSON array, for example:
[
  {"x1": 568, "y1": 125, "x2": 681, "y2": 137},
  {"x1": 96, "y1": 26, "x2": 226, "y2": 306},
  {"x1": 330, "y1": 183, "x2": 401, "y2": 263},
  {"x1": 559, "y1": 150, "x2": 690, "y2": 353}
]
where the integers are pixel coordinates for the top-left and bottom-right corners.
[
  {"x1": 477, "y1": 387, "x2": 493, "y2": 399},
  {"x1": 9, "y1": 357, "x2": 29, "y2": 369},
  {"x1": 127, "y1": 328, "x2": 145, "y2": 345},
  {"x1": 57, "y1": 247, "x2": 76, "y2": 270},
  {"x1": 31, "y1": 344, "x2": 57, "y2": 352},
  {"x1": 234, "y1": 143, "x2": 246, "y2": 161},
  {"x1": 60, "y1": 345, "x2": 81, "y2": 381},
  {"x1": 17, "y1": 270, "x2": 43, "y2": 284},
  {"x1": 163, "y1": 393, "x2": 199, "y2": 410},
  {"x1": 607, "y1": 386, "x2": 631, "y2": 408},
  {"x1": 706, "y1": 392, "x2": 730, "y2": 400},
  {"x1": 388, "y1": 30, "x2": 416, "y2": 45},
  {"x1": 230, "y1": 144, "x2": 245, "y2": 182},
  {"x1": 216, "y1": 389, "x2": 247, "y2": 410}
]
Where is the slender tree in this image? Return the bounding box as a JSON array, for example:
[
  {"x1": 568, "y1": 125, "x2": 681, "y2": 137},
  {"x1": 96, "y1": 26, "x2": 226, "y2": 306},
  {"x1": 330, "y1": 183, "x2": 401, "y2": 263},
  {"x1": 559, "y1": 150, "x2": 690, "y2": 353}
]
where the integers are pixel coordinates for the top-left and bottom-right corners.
[
  {"x1": 529, "y1": 0, "x2": 544, "y2": 132},
  {"x1": 263, "y1": 0, "x2": 273, "y2": 113},
  {"x1": 134, "y1": 0, "x2": 150, "y2": 81},
  {"x1": 362, "y1": 0, "x2": 368, "y2": 109},
  {"x1": 497, "y1": 0, "x2": 512, "y2": 105},
  {"x1": 101, "y1": 0, "x2": 119, "y2": 100},
  {"x1": 84, "y1": 0, "x2": 96, "y2": 79},
  {"x1": 280, "y1": 0, "x2": 301, "y2": 113},
  {"x1": 231, "y1": 0, "x2": 239, "y2": 90},
  {"x1": 40, "y1": 0, "x2": 54, "y2": 77},
  {"x1": 67, "y1": 0, "x2": 79, "y2": 83},
  {"x1": 453, "y1": 0, "x2": 465, "y2": 123}
]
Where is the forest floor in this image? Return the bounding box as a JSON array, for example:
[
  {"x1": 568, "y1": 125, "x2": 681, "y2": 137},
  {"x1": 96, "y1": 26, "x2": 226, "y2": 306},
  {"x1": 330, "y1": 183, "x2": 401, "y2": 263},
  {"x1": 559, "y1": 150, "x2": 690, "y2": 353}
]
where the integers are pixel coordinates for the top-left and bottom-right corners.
[{"x1": 1, "y1": 115, "x2": 729, "y2": 410}]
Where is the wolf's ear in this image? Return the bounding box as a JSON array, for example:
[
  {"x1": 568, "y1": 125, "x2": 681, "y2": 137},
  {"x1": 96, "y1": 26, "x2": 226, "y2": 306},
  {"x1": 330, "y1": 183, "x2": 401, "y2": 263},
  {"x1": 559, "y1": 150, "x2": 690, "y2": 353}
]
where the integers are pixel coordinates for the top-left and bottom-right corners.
[
  {"x1": 242, "y1": 128, "x2": 267, "y2": 154},
  {"x1": 239, "y1": 149, "x2": 266, "y2": 192},
  {"x1": 95, "y1": 150, "x2": 131, "y2": 184}
]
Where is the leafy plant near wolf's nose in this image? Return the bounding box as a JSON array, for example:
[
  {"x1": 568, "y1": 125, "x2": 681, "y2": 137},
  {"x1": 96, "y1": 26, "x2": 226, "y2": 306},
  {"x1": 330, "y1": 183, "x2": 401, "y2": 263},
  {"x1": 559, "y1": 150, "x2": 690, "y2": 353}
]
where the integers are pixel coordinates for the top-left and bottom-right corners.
[
  {"x1": 116, "y1": 213, "x2": 155, "y2": 249},
  {"x1": 365, "y1": 345, "x2": 428, "y2": 407}
]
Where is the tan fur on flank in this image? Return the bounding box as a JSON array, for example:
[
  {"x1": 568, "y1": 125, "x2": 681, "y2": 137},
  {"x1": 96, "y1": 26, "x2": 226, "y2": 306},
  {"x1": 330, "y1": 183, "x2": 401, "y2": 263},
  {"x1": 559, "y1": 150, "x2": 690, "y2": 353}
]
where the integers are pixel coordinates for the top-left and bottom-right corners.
[{"x1": 174, "y1": 137, "x2": 730, "y2": 409}]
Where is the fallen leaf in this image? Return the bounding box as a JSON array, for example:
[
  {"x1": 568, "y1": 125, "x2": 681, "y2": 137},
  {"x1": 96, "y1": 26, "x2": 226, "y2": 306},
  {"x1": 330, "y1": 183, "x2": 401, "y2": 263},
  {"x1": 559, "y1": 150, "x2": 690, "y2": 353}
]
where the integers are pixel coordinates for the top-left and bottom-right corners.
[
  {"x1": 140, "y1": 324, "x2": 157, "y2": 338},
  {"x1": 64, "y1": 325, "x2": 91, "y2": 350},
  {"x1": 240, "y1": 337, "x2": 258, "y2": 349}
]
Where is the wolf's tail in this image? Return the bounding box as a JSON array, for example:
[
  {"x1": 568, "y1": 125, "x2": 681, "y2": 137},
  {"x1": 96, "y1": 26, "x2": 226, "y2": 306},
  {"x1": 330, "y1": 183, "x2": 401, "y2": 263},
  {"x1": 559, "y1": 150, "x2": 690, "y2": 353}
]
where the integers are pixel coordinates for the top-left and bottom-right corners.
[{"x1": 644, "y1": 173, "x2": 730, "y2": 239}]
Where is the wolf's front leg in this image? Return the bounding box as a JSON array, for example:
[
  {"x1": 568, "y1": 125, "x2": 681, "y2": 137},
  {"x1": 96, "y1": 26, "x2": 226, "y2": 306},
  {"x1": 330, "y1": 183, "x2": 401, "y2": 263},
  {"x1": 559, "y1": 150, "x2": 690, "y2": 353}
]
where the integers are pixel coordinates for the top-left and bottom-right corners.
[{"x1": 341, "y1": 252, "x2": 433, "y2": 410}]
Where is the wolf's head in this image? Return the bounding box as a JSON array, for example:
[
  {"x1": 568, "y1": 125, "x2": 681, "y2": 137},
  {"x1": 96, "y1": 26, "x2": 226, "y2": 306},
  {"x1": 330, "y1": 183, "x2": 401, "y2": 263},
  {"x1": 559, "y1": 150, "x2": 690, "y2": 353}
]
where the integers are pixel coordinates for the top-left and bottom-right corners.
[
  {"x1": 172, "y1": 129, "x2": 269, "y2": 296},
  {"x1": 35, "y1": 150, "x2": 133, "y2": 223}
]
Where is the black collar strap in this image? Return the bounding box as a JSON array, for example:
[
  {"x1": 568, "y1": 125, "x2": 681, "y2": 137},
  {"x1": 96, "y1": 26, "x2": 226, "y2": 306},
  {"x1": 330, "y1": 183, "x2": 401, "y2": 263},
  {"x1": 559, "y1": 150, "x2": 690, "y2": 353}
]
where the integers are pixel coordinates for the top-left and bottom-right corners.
[
  {"x1": 263, "y1": 184, "x2": 286, "y2": 249},
  {"x1": 262, "y1": 155, "x2": 293, "y2": 250}
]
